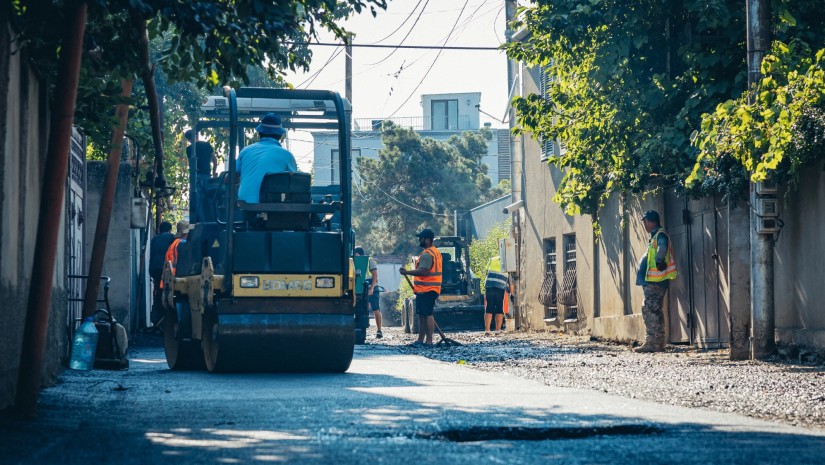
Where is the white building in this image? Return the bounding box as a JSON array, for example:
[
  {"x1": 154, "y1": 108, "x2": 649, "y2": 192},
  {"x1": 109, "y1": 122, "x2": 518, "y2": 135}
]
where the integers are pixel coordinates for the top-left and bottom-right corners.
[{"x1": 311, "y1": 92, "x2": 511, "y2": 187}]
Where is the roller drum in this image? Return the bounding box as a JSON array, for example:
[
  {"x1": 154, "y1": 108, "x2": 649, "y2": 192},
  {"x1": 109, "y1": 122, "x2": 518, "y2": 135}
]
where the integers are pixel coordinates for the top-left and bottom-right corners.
[{"x1": 203, "y1": 313, "x2": 354, "y2": 373}]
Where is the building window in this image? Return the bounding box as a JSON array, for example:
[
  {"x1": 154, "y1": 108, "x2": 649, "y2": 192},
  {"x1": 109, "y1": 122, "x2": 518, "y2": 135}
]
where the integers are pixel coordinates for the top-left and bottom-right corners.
[
  {"x1": 538, "y1": 65, "x2": 563, "y2": 161},
  {"x1": 542, "y1": 239, "x2": 558, "y2": 320},
  {"x1": 431, "y1": 99, "x2": 458, "y2": 130},
  {"x1": 330, "y1": 149, "x2": 360, "y2": 185},
  {"x1": 560, "y1": 234, "x2": 578, "y2": 320}
]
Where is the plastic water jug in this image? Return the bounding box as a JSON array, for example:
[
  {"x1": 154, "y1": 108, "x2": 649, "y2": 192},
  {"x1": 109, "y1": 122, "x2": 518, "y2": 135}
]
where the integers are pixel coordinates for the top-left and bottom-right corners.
[{"x1": 69, "y1": 317, "x2": 99, "y2": 371}]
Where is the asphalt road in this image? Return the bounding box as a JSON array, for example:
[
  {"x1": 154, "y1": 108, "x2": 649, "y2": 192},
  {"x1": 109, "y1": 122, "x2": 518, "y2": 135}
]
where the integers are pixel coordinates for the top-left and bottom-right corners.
[{"x1": 2, "y1": 341, "x2": 824, "y2": 465}]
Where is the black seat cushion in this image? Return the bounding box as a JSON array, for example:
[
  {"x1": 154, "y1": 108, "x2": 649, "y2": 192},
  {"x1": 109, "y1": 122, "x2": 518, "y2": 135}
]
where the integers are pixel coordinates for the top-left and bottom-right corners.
[{"x1": 260, "y1": 172, "x2": 311, "y2": 204}]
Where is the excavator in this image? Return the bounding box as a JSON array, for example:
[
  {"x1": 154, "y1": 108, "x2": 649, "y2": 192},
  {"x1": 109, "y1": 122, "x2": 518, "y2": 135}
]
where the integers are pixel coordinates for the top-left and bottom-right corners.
[{"x1": 159, "y1": 87, "x2": 356, "y2": 372}]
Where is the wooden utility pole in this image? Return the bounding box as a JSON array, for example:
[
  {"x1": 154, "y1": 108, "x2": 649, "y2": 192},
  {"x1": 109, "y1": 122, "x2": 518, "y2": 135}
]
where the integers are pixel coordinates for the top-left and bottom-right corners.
[
  {"x1": 15, "y1": 0, "x2": 88, "y2": 418},
  {"x1": 746, "y1": 0, "x2": 775, "y2": 360},
  {"x1": 82, "y1": 80, "x2": 134, "y2": 318}
]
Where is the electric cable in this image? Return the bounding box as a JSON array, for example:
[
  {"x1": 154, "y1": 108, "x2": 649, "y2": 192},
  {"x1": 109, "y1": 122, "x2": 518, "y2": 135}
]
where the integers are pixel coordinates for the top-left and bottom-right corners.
[
  {"x1": 366, "y1": 0, "x2": 426, "y2": 46},
  {"x1": 363, "y1": 0, "x2": 431, "y2": 66},
  {"x1": 355, "y1": 167, "x2": 451, "y2": 217},
  {"x1": 384, "y1": 0, "x2": 472, "y2": 120}
]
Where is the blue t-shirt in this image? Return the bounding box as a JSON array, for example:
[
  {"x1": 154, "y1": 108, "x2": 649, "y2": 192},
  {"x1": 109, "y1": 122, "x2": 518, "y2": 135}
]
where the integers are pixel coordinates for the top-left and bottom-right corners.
[{"x1": 236, "y1": 138, "x2": 299, "y2": 203}]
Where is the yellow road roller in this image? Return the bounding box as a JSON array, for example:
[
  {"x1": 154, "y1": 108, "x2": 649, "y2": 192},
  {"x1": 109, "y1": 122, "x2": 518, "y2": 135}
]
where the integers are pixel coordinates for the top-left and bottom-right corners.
[{"x1": 160, "y1": 87, "x2": 356, "y2": 372}]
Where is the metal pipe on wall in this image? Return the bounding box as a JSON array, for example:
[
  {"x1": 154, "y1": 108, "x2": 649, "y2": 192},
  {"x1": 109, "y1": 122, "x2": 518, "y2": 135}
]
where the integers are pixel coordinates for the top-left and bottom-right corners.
[
  {"x1": 15, "y1": 0, "x2": 88, "y2": 418},
  {"x1": 83, "y1": 79, "x2": 134, "y2": 318}
]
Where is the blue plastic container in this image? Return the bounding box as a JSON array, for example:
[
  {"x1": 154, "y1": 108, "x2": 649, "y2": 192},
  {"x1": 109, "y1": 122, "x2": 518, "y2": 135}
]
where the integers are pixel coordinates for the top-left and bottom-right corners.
[{"x1": 69, "y1": 317, "x2": 99, "y2": 371}]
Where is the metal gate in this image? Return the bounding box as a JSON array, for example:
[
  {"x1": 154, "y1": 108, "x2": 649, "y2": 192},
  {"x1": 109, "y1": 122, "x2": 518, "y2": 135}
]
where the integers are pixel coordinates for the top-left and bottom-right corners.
[
  {"x1": 65, "y1": 128, "x2": 86, "y2": 330},
  {"x1": 665, "y1": 192, "x2": 730, "y2": 348}
]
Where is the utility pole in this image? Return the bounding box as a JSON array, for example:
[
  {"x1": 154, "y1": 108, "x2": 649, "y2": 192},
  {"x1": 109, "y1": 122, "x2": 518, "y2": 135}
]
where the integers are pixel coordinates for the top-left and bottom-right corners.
[
  {"x1": 345, "y1": 41, "x2": 353, "y2": 105},
  {"x1": 746, "y1": 0, "x2": 775, "y2": 359},
  {"x1": 504, "y1": 0, "x2": 523, "y2": 330}
]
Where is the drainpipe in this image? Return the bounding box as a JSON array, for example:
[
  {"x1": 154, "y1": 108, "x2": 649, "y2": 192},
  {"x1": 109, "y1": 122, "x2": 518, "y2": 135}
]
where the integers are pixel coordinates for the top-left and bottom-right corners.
[
  {"x1": 747, "y1": 0, "x2": 775, "y2": 359},
  {"x1": 83, "y1": 79, "x2": 134, "y2": 318},
  {"x1": 506, "y1": 0, "x2": 527, "y2": 330},
  {"x1": 15, "y1": 0, "x2": 87, "y2": 418}
]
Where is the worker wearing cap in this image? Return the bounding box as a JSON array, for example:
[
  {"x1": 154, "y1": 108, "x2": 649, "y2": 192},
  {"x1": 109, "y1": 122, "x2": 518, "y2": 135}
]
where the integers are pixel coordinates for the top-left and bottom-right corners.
[
  {"x1": 635, "y1": 210, "x2": 678, "y2": 353},
  {"x1": 237, "y1": 113, "x2": 298, "y2": 204},
  {"x1": 165, "y1": 220, "x2": 193, "y2": 279},
  {"x1": 400, "y1": 229, "x2": 442, "y2": 347}
]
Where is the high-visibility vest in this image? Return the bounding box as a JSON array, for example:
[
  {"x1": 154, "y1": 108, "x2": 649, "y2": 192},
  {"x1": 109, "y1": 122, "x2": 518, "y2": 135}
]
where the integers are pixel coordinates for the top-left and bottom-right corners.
[
  {"x1": 485, "y1": 256, "x2": 509, "y2": 290},
  {"x1": 413, "y1": 246, "x2": 442, "y2": 294},
  {"x1": 645, "y1": 228, "x2": 678, "y2": 282},
  {"x1": 165, "y1": 238, "x2": 184, "y2": 275}
]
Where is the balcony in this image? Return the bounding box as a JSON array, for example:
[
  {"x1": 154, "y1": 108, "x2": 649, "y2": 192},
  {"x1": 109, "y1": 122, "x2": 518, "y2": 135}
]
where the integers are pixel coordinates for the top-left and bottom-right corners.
[{"x1": 353, "y1": 115, "x2": 473, "y2": 132}]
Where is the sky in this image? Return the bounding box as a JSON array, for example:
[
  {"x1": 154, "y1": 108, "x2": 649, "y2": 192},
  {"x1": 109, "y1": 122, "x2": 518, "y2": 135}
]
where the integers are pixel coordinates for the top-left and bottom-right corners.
[{"x1": 280, "y1": 0, "x2": 512, "y2": 170}]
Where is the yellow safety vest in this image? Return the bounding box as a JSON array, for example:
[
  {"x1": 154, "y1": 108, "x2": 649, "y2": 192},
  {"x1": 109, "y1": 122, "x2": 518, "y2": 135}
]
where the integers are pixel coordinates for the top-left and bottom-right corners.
[
  {"x1": 645, "y1": 229, "x2": 677, "y2": 282},
  {"x1": 485, "y1": 256, "x2": 509, "y2": 290}
]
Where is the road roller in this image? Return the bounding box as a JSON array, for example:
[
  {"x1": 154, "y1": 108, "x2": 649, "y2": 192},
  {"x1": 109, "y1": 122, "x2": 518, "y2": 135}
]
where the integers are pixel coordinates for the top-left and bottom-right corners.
[{"x1": 160, "y1": 87, "x2": 356, "y2": 372}]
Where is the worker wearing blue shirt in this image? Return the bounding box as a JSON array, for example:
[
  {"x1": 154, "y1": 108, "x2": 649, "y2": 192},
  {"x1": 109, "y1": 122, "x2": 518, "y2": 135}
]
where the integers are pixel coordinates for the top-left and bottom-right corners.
[{"x1": 237, "y1": 113, "x2": 298, "y2": 203}]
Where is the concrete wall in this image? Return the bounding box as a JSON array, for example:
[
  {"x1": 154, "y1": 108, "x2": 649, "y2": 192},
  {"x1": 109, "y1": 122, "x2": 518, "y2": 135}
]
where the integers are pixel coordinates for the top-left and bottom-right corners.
[
  {"x1": 0, "y1": 23, "x2": 67, "y2": 411},
  {"x1": 422, "y1": 92, "x2": 481, "y2": 130},
  {"x1": 469, "y1": 194, "x2": 511, "y2": 240},
  {"x1": 512, "y1": 61, "x2": 663, "y2": 342},
  {"x1": 84, "y1": 161, "x2": 134, "y2": 332},
  {"x1": 774, "y1": 159, "x2": 825, "y2": 349}
]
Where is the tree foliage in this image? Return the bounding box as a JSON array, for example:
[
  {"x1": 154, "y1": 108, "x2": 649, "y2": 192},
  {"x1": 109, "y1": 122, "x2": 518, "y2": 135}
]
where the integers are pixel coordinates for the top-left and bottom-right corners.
[
  {"x1": 504, "y1": 0, "x2": 825, "y2": 219},
  {"x1": 9, "y1": 0, "x2": 387, "y2": 218},
  {"x1": 690, "y1": 42, "x2": 825, "y2": 194},
  {"x1": 354, "y1": 124, "x2": 504, "y2": 255}
]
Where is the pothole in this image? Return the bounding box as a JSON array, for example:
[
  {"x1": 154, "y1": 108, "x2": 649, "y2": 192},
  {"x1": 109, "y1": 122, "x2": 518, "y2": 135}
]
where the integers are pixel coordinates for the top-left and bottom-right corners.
[{"x1": 416, "y1": 424, "x2": 663, "y2": 442}]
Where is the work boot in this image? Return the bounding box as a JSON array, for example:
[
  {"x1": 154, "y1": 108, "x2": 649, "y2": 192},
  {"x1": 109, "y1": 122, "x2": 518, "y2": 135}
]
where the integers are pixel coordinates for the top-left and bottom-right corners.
[
  {"x1": 376, "y1": 330, "x2": 383, "y2": 339},
  {"x1": 634, "y1": 340, "x2": 664, "y2": 353}
]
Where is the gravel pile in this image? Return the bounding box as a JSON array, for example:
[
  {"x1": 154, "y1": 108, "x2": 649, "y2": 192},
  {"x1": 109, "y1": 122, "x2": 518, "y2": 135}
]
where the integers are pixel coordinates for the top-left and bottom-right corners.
[{"x1": 369, "y1": 327, "x2": 825, "y2": 429}]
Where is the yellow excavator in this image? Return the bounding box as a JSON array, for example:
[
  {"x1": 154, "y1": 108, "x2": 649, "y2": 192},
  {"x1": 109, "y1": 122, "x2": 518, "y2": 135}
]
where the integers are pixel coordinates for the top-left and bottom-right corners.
[{"x1": 160, "y1": 87, "x2": 356, "y2": 372}]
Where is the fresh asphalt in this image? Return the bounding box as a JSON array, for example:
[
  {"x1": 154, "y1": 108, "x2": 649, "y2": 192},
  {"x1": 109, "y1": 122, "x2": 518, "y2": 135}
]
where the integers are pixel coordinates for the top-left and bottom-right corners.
[{"x1": 1, "y1": 340, "x2": 824, "y2": 464}]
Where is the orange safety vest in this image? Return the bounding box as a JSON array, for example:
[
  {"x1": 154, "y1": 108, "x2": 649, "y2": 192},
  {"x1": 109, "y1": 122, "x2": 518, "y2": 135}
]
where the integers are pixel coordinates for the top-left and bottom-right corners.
[
  {"x1": 413, "y1": 246, "x2": 442, "y2": 294},
  {"x1": 166, "y1": 238, "x2": 184, "y2": 275}
]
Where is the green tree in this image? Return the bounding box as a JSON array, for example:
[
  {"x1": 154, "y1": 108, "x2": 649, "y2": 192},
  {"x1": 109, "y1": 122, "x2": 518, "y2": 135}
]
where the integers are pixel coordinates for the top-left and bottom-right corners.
[
  {"x1": 354, "y1": 124, "x2": 501, "y2": 255},
  {"x1": 690, "y1": 10, "x2": 825, "y2": 196},
  {"x1": 504, "y1": 0, "x2": 747, "y2": 220},
  {"x1": 504, "y1": 0, "x2": 825, "y2": 219},
  {"x1": 10, "y1": 0, "x2": 388, "y2": 216}
]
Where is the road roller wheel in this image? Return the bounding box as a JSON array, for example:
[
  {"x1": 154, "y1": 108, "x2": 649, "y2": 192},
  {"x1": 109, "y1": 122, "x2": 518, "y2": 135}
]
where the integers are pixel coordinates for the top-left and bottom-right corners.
[
  {"x1": 163, "y1": 301, "x2": 205, "y2": 371},
  {"x1": 202, "y1": 312, "x2": 225, "y2": 373}
]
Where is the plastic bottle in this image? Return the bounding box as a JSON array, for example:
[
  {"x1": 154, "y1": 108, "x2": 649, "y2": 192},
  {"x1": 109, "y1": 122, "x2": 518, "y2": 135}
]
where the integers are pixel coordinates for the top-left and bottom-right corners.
[{"x1": 69, "y1": 317, "x2": 99, "y2": 371}]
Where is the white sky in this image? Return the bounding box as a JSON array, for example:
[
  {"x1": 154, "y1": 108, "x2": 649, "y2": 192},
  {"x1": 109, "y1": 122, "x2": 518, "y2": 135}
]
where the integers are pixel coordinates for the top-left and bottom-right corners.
[{"x1": 281, "y1": 0, "x2": 512, "y2": 170}]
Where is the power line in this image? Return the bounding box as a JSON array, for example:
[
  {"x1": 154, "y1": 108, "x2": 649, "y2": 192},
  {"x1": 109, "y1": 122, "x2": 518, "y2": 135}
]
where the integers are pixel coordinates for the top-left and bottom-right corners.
[
  {"x1": 366, "y1": 0, "x2": 426, "y2": 46},
  {"x1": 355, "y1": 168, "x2": 451, "y2": 217},
  {"x1": 385, "y1": 0, "x2": 473, "y2": 120},
  {"x1": 287, "y1": 42, "x2": 499, "y2": 51},
  {"x1": 364, "y1": 0, "x2": 431, "y2": 66}
]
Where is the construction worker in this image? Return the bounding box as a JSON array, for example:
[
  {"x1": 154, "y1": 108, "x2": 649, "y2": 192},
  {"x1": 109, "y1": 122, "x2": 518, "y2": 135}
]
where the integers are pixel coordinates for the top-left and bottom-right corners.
[
  {"x1": 635, "y1": 210, "x2": 678, "y2": 353},
  {"x1": 148, "y1": 221, "x2": 175, "y2": 325},
  {"x1": 400, "y1": 229, "x2": 442, "y2": 348},
  {"x1": 237, "y1": 113, "x2": 298, "y2": 204},
  {"x1": 483, "y1": 255, "x2": 511, "y2": 336},
  {"x1": 165, "y1": 220, "x2": 193, "y2": 278},
  {"x1": 354, "y1": 247, "x2": 382, "y2": 339}
]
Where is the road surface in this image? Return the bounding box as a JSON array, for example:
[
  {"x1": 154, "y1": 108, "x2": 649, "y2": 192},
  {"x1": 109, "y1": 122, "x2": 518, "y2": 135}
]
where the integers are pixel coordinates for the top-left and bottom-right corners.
[{"x1": 1, "y1": 342, "x2": 823, "y2": 464}]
